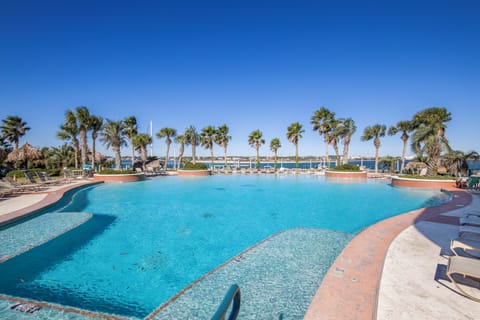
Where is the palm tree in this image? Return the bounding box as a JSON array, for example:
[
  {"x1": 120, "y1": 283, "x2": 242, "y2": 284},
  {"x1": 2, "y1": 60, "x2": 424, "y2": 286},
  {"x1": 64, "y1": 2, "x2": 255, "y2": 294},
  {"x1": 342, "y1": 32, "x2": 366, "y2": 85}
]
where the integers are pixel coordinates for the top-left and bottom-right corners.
[
  {"x1": 286, "y1": 122, "x2": 305, "y2": 169},
  {"x1": 75, "y1": 106, "x2": 91, "y2": 169},
  {"x1": 0, "y1": 115, "x2": 30, "y2": 150},
  {"x1": 89, "y1": 115, "x2": 103, "y2": 172},
  {"x1": 443, "y1": 150, "x2": 479, "y2": 177},
  {"x1": 156, "y1": 127, "x2": 177, "y2": 170},
  {"x1": 132, "y1": 133, "x2": 153, "y2": 170},
  {"x1": 51, "y1": 143, "x2": 75, "y2": 168},
  {"x1": 270, "y1": 138, "x2": 281, "y2": 170},
  {"x1": 200, "y1": 126, "x2": 217, "y2": 169},
  {"x1": 388, "y1": 120, "x2": 414, "y2": 173},
  {"x1": 184, "y1": 126, "x2": 200, "y2": 164},
  {"x1": 361, "y1": 124, "x2": 386, "y2": 174},
  {"x1": 174, "y1": 134, "x2": 187, "y2": 169},
  {"x1": 100, "y1": 119, "x2": 127, "y2": 170},
  {"x1": 337, "y1": 118, "x2": 357, "y2": 165},
  {"x1": 328, "y1": 119, "x2": 342, "y2": 166},
  {"x1": 215, "y1": 124, "x2": 232, "y2": 167},
  {"x1": 311, "y1": 107, "x2": 335, "y2": 168},
  {"x1": 123, "y1": 116, "x2": 138, "y2": 169},
  {"x1": 57, "y1": 110, "x2": 80, "y2": 168},
  {"x1": 248, "y1": 129, "x2": 265, "y2": 169},
  {"x1": 411, "y1": 107, "x2": 452, "y2": 176}
]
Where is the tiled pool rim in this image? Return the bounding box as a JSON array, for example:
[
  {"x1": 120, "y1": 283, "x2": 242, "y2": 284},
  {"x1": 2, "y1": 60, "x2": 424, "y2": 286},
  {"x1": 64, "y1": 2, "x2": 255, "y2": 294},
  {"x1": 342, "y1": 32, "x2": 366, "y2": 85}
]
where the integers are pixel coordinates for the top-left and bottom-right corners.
[{"x1": 0, "y1": 180, "x2": 471, "y2": 319}]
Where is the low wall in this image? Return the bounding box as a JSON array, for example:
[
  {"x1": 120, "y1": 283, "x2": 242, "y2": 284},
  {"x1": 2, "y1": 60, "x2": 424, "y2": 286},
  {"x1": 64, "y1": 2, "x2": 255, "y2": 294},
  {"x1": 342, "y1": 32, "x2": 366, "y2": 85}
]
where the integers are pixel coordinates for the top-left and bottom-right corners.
[
  {"x1": 177, "y1": 170, "x2": 211, "y2": 177},
  {"x1": 93, "y1": 173, "x2": 145, "y2": 183},
  {"x1": 325, "y1": 171, "x2": 367, "y2": 179},
  {"x1": 391, "y1": 176, "x2": 456, "y2": 189}
]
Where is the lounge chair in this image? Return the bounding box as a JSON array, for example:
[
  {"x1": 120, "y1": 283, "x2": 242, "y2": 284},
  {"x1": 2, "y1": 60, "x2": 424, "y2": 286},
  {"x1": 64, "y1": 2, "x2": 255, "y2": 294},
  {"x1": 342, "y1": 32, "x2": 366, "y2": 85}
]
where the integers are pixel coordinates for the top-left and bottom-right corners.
[
  {"x1": 36, "y1": 172, "x2": 61, "y2": 185},
  {"x1": 25, "y1": 171, "x2": 53, "y2": 187},
  {"x1": 460, "y1": 216, "x2": 480, "y2": 227},
  {"x1": 3, "y1": 176, "x2": 41, "y2": 192},
  {"x1": 459, "y1": 225, "x2": 480, "y2": 238},
  {"x1": 451, "y1": 238, "x2": 480, "y2": 257},
  {"x1": 464, "y1": 210, "x2": 480, "y2": 218},
  {"x1": 446, "y1": 255, "x2": 480, "y2": 301}
]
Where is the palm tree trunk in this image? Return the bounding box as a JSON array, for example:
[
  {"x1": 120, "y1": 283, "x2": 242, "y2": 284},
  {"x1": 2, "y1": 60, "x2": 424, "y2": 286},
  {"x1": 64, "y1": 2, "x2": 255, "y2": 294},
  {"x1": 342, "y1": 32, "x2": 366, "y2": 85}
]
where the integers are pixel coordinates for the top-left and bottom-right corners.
[
  {"x1": 114, "y1": 147, "x2": 122, "y2": 170},
  {"x1": 73, "y1": 141, "x2": 79, "y2": 169},
  {"x1": 324, "y1": 138, "x2": 330, "y2": 168},
  {"x1": 374, "y1": 146, "x2": 379, "y2": 174},
  {"x1": 177, "y1": 144, "x2": 184, "y2": 170},
  {"x1": 131, "y1": 143, "x2": 135, "y2": 169},
  {"x1": 426, "y1": 157, "x2": 439, "y2": 176},
  {"x1": 401, "y1": 137, "x2": 408, "y2": 173},
  {"x1": 80, "y1": 130, "x2": 87, "y2": 169},
  {"x1": 295, "y1": 143, "x2": 299, "y2": 170},
  {"x1": 333, "y1": 143, "x2": 340, "y2": 167},
  {"x1": 274, "y1": 151, "x2": 278, "y2": 170},
  {"x1": 210, "y1": 147, "x2": 214, "y2": 170},
  {"x1": 342, "y1": 137, "x2": 350, "y2": 165},
  {"x1": 224, "y1": 146, "x2": 228, "y2": 167},
  {"x1": 92, "y1": 138, "x2": 96, "y2": 172},
  {"x1": 256, "y1": 147, "x2": 260, "y2": 169},
  {"x1": 165, "y1": 142, "x2": 170, "y2": 171},
  {"x1": 192, "y1": 144, "x2": 196, "y2": 164},
  {"x1": 141, "y1": 147, "x2": 147, "y2": 170}
]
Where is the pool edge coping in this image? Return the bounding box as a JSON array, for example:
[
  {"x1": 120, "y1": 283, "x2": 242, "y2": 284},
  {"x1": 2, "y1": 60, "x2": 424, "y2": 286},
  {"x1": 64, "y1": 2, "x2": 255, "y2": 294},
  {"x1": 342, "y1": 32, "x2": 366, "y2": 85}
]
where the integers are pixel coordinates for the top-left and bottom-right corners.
[
  {"x1": 0, "y1": 181, "x2": 102, "y2": 227},
  {"x1": 304, "y1": 187, "x2": 471, "y2": 320}
]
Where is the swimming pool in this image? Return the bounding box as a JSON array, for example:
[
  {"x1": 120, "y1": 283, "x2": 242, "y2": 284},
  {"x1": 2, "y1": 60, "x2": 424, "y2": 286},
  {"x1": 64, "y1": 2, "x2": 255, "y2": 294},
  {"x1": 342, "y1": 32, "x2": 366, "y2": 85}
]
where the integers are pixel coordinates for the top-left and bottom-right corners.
[{"x1": 0, "y1": 175, "x2": 448, "y2": 318}]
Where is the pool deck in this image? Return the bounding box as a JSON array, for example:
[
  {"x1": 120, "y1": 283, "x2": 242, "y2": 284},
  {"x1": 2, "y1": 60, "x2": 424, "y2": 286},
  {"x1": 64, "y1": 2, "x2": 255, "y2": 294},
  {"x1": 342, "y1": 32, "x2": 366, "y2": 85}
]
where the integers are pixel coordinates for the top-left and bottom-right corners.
[{"x1": 1, "y1": 181, "x2": 480, "y2": 319}]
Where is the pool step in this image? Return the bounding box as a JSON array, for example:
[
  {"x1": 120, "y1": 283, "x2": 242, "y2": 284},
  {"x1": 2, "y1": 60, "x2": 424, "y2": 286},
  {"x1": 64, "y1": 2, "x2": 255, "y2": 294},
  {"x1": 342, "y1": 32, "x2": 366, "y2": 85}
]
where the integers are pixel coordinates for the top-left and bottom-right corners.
[
  {"x1": 147, "y1": 229, "x2": 353, "y2": 319},
  {"x1": 0, "y1": 212, "x2": 92, "y2": 262}
]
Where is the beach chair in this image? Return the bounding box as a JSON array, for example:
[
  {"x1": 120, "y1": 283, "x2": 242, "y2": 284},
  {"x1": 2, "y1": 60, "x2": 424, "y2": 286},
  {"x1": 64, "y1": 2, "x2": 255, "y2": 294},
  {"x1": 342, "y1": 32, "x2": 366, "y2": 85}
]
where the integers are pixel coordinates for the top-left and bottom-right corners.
[
  {"x1": 36, "y1": 172, "x2": 60, "y2": 185},
  {"x1": 459, "y1": 225, "x2": 480, "y2": 238},
  {"x1": 446, "y1": 256, "x2": 480, "y2": 302},
  {"x1": 25, "y1": 171, "x2": 53, "y2": 187},
  {"x1": 460, "y1": 216, "x2": 480, "y2": 227},
  {"x1": 4, "y1": 176, "x2": 41, "y2": 192},
  {"x1": 462, "y1": 209, "x2": 480, "y2": 218},
  {"x1": 451, "y1": 238, "x2": 480, "y2": 257}
]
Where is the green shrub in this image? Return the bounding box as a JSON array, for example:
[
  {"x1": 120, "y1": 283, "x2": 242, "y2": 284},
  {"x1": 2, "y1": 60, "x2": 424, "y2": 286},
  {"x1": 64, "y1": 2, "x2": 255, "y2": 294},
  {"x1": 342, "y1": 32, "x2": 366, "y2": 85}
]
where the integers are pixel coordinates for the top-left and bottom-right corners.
[
  {"x1": 182, "y1": 162, "x2": 208, "y2": 170},
  {"x1": 331, "y1": 164, "x2": 361, "y2": 171},
  {"x1": 98, "y1": 169, "x2": 137, "y2": 174}
]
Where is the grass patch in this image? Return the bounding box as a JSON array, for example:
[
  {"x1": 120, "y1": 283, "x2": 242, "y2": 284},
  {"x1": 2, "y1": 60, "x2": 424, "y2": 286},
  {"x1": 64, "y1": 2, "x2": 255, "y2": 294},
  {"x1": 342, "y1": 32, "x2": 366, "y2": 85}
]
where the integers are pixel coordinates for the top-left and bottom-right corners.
[{"x1": 330, "y1": 164, "x2": 361, "y2": 172}]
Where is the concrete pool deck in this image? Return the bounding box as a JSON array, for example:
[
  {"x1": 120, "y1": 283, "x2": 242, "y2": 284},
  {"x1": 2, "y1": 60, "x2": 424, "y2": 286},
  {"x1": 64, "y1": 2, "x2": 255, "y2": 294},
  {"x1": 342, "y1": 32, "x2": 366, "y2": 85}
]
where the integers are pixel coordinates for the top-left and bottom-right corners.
[{"x1": 1, "y1": 181, "x2": 480, "y2": 319}]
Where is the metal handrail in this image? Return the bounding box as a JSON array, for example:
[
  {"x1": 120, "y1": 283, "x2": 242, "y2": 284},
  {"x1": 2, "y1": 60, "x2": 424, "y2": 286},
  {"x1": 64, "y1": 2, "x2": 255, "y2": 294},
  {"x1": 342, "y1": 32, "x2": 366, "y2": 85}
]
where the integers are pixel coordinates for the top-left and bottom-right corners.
[{"x1": 211, "y1": 284, "x2": 241, "y2": 320}]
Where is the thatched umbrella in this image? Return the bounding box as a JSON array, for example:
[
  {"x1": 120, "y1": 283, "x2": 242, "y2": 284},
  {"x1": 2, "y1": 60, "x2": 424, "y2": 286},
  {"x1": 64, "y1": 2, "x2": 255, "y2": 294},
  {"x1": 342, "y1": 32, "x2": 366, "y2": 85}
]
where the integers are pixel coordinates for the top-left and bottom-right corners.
[{"x1": 7, "y1": 142, "x2": 42, "y2": 169}]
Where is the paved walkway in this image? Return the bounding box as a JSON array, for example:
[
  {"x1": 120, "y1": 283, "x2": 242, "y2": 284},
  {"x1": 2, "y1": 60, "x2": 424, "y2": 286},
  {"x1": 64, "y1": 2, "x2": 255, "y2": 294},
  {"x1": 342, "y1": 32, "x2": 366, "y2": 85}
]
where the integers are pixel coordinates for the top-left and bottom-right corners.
[{"x1": 0, "y1": 180, "x2": 99, "y2": 226}]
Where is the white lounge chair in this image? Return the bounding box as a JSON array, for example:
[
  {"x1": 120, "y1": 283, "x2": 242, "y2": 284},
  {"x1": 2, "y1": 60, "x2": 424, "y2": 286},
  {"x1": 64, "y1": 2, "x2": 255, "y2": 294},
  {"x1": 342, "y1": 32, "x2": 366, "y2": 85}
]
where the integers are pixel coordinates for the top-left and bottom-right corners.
[
  {"x1": 447, "y1": 256, "x2": 480, "y2": 301},
  {"x1": 459, "y1": 225, "x2": 480, "y2": 238},
  {"x1": 460, "y1": 216, "x2": 480, "y2": 227},
  {"x1": 451, "y1": 238, "x2": 480, "y2": 257}
]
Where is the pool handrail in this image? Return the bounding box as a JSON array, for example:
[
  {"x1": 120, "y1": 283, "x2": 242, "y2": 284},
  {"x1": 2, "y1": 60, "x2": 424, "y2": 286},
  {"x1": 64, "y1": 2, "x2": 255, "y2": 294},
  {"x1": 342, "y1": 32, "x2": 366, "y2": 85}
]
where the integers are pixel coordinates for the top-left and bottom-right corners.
[{"x1": 211, "y1": 284, "x2": 241, "y2": 320}]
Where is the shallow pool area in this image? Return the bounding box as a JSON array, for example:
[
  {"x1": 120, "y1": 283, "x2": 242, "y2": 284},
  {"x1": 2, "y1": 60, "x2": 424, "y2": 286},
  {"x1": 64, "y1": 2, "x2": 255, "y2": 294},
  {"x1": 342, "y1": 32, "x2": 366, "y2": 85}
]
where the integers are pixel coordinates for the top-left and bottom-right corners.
[{"x1": 0, "y1": 175, "x2": 449, "y2": 318}]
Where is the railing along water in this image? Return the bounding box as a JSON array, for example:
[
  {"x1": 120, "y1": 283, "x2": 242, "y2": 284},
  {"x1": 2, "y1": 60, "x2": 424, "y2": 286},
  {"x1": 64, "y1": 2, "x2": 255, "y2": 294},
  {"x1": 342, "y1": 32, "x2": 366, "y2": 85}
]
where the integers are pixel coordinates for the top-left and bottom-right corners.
[{"x1": 211, "y1": 284, "x2": 241, "y2": 320}]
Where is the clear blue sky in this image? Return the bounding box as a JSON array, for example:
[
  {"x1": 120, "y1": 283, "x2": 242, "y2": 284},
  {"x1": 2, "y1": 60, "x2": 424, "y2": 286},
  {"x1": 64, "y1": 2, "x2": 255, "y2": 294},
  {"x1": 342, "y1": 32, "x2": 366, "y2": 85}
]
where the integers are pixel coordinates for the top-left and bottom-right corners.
[{"x1": 1, "y1": 0, "x2": 479, "y2": 159}]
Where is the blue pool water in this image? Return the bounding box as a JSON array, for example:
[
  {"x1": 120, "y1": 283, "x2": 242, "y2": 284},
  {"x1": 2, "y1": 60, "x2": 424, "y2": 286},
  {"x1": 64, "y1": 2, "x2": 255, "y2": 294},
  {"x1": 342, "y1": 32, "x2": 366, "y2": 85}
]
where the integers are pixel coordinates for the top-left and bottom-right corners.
[{"x1": 0, "y1": 175, "x2": 448, "y2": 318}]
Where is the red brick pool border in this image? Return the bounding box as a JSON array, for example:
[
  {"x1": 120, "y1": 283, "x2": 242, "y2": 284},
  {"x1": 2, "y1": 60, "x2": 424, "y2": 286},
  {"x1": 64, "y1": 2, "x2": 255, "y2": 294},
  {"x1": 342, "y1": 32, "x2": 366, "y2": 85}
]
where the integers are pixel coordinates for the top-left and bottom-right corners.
[
  {"x1": 177, "y1": 169, "x2": 212, "y2": 176},
  {"x1": 391, "y1": 176, "x2": 456, "y2": 189},
  {"x1": 304, "y1": 187, "x2": 469, "y2": 320},
  {"x1": 93, "y1": 173, "x2": 145, "y2": 183},
  {"x1": 325, "y1": 171, "x2": 367, "y2": 179}
]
